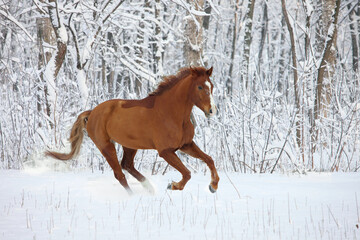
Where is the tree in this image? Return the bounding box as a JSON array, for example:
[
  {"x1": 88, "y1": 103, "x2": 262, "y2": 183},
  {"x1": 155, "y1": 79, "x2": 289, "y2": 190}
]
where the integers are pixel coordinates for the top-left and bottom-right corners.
[
  {"x1": 153, "y1": 0, "x2": 163, "y2": 77},
  {"x1": 36, "y1": 17, "x2": 55, "y2": 117},
  {"x1": 241, "y1": 0, "x2": 256, "y2": 90},
  {"x1": 37, "y1": 0, "x2": 68, "y2": 132},
  {"x1": 227, "y1": 0, "x2": 242, "y2": 96},
  {"x1": 312, "y1": 0, "x2": 341, "y2": 155},
  {"x1": 257, "y1": 0, "x2": 268, "y2": 74},
  {"x1": 281, "y1": 0, "x2": 302, "y2": 158},
  {"x1": 183, "y1": 0, "x2": 204, "y2": 66},
  {"x1": 348, "y1": 2, "x2": 359, "y2": 75}
]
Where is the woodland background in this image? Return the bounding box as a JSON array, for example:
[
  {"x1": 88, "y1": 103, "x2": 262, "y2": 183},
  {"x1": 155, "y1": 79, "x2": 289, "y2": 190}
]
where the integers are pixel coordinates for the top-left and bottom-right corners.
[{"x1": 0, "y1": 0, "x2": 359, "y2": 173}]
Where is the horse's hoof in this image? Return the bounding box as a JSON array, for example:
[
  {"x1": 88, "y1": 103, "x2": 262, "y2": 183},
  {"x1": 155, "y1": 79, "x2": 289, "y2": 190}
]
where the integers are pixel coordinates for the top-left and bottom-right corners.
[
  {"x1": 126, "y1": 188, "x2": 134, "y2": 196},
  {"x1": 209, "y1": 185, "x2": 216, "y2": 193},
  {"x1": 167, "y1": 183, "x2": 172, "y2": 190},
  {"x1": 141, "y1": 179, "x2": 155, "y2": 194}
]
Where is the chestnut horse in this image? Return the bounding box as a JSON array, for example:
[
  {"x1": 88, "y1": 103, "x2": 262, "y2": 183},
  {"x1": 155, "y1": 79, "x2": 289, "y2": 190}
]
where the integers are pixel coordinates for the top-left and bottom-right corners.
[{"x1": 46, "y1": 66, "x2": 219, "y2": 194}]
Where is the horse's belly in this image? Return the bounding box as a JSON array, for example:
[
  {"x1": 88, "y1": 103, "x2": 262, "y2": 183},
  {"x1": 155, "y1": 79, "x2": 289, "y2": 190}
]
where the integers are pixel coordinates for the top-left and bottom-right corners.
[
  {"x1": 112, "y1": 133, "x2": 155, "y2": 150},
  {"x1": 107, "y1": 109, "x2": 155, "y2": 149}
]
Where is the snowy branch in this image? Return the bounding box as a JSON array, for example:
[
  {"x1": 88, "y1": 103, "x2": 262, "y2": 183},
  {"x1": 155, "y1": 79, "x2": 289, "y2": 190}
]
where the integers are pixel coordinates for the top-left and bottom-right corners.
[{"x1": 0, "y1": 9, "x2": 35, "y2": 42}]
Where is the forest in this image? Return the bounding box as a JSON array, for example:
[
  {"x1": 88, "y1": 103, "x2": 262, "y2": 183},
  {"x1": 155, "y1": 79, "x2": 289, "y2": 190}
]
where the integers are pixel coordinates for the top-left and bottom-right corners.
[{"x1": 0, "y1": 0, "x2": 359, "y2": 173}]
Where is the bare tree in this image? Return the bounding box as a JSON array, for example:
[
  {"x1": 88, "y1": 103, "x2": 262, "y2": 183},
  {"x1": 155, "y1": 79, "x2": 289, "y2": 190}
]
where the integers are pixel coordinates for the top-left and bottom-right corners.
[
  {"x1": 47, "y1": 0, "x2": 67, "y2": 78},
  {"x1": 278, "y1": 17, "x2": 286, "y2": 93},
  {"x1": 241, "y1": 0, "x2": 256, "y2": 90},
  {"x1": 348, "y1": 2, "x2": 359, "y2": 74},
  {"x1": 36, "y1": 17, "x2": 55, "y2": 117},
  {"x1": 67, "y1": 0, "x2": 126, "y2": 107},
  {"x1": 202, "y1": 0, "x2": 212, "y2": 30},
  {"x1": 183, "y1": 0, "x2": 204, "y2": 66},
  {"x1": 281, "y1": 0, "x2": 302, "y2": 158},
  {"x1": 35, "y1": 0, "x2": 68, "y2": 131},
  {"x1": 312, "y1": 0, "x2": 341, "y2": 155},
  {"x1": 257, "y1": 0, "x2": 268, "y2": 73},
  {"x1": 228, "y1": 0, "x2": 242, "y2": 96},
  {"x1": 302, "y1": 0, "x2": 312, "y2": 60},
  {"x1": 153, "y1": 0, "x2": 163, "y2": 77}
]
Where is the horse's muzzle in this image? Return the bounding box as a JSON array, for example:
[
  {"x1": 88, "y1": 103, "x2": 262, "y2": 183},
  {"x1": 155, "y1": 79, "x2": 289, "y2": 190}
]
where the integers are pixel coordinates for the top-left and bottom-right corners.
[{"x1": 205, "y1": 107, "x2": 217, "y2": 118}]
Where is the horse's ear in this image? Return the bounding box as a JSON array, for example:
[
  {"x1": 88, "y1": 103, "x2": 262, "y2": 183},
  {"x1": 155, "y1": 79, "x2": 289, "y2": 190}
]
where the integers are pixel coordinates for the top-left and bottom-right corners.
[{"x1": 206, "y1": 67, "x2": 213, "y2": 77}]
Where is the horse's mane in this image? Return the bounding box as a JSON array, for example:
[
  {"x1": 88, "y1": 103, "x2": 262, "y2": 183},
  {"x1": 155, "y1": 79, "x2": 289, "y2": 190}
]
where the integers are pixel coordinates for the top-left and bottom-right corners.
[{"x1": 149, "y1": 67, "x2": 207, "y2": 96}]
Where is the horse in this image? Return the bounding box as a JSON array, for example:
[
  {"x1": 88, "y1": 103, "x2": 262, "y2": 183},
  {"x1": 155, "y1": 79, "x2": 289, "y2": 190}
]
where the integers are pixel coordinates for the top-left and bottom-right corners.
[{"x1": 46, "y1": 66, "x2": 219, "y2": 195}]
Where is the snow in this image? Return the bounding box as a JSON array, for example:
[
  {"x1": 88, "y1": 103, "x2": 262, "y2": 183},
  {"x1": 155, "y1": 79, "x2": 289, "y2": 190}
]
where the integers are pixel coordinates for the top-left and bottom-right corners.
[
  {"x1": 119, "y1": 55, "x2": 156, "y2": 84},
  {"x1": 304, "y1": 0, "x2": 313, "y2": 17},
  {"x1": 0, "y1": 169, "x2": 359, "y2": 240},
  {"x1": 48, "y1": 5, "x2": 59, "y2": 28},
  {"x1": 43, "y1": 53, "x2": 57, "y2": 114},
  {"x1": 326, "y1": 23, "x2": 335, "y2": 43},
  {"x1": 57, "y1": 24, "x2": 68, "y2": 44},
  {"x1": 81, "y1": 36, "x2": 94, "y2": 65},
  {"x1": 77, "y1": 69, "x2": 89, "y2": 109},
  {"x1": 0, "y1": 9, "x2": 34, "y2": 42}
]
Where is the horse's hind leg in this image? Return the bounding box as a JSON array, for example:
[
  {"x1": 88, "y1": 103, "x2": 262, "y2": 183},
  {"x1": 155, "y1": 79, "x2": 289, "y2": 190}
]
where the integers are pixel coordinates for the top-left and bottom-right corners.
[
  {"x1": 100, "y1": 141, "x2": 133, "y2": 195},
  {"x1": 121, "y1": 147, "x2": 155, "y2": 193}
]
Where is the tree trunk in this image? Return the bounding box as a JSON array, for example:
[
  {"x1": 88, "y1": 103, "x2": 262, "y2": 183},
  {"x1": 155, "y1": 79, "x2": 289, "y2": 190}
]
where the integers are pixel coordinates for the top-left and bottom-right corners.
[
  {"x1": 106, "y1": 32, "x2": 115, "y2": 98},
  {"x1": 278, "y1": 17, "x2": 286, "y2": 93},
  {"x1": 183, "y1": 0, "x2": 204, "y2": 66},
  {"x1": 257, "y1": 1, "x2": 268, "y2": 74},
  {"x1": 39, "y1": 0, "x2": 68, "y2": 129},
  {"x1": 134, "y1": 2, "x2": 148, "y2": 95},
  {"x1": 302, "y1": 0, "x2": 312, "y2": 60},
  {"x1": 48, "y1": 0, "x2": 67, "y2": 78},
  {"x1": 202, "y1": 0, "x2": 211, "y2": 30},
  {"x1": 348, "y1": 3, "x2": 359, "y2": 74},
  {"x1": 281, "y1": 0, "x2": 302, "y2": 157},
  {"x1": 153, "y1": 0, "x2": 163, "y2": 77},
  {"x1": 241, "y1": 0, "x2": 256, "y2": 90},
  {"x1": 227, "y1": 0, "x2": 242, "y2": 96},
  {"x1": 36, "y1": 17, "x2": 56, "y2": 119},
  {"x1": 312, "y1": 0, "x2": 341, "y2": 156}
]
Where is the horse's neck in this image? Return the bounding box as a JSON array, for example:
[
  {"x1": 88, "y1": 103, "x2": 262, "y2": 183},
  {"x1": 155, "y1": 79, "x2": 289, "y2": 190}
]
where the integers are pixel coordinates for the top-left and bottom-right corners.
[{"x1": 157, "y1": 77, "x2": 193, "y2": 122}]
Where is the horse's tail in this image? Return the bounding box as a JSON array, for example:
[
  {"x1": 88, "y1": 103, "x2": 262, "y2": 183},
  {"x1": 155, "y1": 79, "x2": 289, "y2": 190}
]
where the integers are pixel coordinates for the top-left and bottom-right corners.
[{"x1": 46, "y1": 110, "x2": 92, "y2": 160}]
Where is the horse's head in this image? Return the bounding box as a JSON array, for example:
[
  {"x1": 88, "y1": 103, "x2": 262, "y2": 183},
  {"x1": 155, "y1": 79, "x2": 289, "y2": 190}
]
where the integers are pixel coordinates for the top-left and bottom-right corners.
[{"x1": 190, "y1": 67, "x2": 217, "y2": 118}]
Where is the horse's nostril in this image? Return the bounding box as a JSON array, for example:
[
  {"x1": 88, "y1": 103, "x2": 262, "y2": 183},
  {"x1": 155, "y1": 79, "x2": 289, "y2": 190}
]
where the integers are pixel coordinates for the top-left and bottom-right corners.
[{"x1": 209, "y1": 109, "x2": 213, "y2": 114}]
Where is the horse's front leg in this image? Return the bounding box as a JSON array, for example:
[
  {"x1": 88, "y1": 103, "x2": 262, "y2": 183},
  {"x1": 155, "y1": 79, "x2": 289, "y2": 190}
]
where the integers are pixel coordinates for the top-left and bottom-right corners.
[
  {"x1": 159, "y1": 149, "x2": 191, "y2": 190},
  {"x1": 180, "y1": 141, "x2": 219, "y2": 193}
]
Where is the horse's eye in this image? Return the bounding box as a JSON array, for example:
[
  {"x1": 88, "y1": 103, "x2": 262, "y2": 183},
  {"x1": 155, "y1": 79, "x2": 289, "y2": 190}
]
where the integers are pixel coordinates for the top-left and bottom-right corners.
[{"x1": 198, "y1": 86, "x2": 203, "y2": 90}]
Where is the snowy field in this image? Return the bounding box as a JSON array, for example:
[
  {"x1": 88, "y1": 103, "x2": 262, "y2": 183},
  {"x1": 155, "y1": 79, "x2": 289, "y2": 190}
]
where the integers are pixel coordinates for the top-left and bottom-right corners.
[{"x1": 0, "y1": 168, "x2": 359, "y2": 240}]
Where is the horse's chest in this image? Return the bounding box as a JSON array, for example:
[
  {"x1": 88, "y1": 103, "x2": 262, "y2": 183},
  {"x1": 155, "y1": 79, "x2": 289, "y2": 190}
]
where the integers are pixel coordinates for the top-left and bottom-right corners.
[{"x1": 154, "y1": 119, "x2": 194, "y2": 150}]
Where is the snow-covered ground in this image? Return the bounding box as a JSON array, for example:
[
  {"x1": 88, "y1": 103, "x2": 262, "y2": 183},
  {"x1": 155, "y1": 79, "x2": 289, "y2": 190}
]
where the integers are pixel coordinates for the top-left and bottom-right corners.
[{"x1": 0, "y1": 168, "x2": 359, "y2": 240}]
